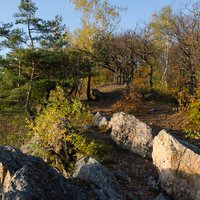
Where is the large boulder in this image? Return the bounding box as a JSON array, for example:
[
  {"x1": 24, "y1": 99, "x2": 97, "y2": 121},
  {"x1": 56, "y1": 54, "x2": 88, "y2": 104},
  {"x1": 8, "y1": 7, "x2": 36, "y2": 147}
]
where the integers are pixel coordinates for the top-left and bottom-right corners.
[
  {"x1": 152, "y1": 130, "x2": 200, "y2": 200},
  {"x1": 109, "y1": 112, "x2": 153, "y2": 157},
  {"x1": 72, "y1": 157, "x2": 125, "y2": 200},
  {"x1": 0, "y1": 146, "x2": 94, "y2": 200}
]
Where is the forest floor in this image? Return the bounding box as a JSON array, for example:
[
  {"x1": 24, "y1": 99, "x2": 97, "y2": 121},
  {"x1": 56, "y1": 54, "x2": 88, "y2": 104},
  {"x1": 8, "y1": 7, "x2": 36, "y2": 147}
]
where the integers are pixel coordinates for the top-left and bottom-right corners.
[{"x1": 82, "y1": 83, "x2": 199, "y2": 200}]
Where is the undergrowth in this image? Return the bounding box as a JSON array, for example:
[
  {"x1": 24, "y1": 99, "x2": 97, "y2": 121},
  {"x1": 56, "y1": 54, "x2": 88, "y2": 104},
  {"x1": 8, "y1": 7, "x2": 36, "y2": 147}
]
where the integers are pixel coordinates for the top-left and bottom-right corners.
[
  {"x1": 177, "y1": 88, "x2": 200, "y2": 141},
  {"x1": 136, "y1": 87, "x2": 177, "y2": 104},
  {"x1": 0, "y1": 112, "x2": 27, "y2": 147},
  {"x1": 26, "y1": 86, "x2": 108, "y2": 174}
]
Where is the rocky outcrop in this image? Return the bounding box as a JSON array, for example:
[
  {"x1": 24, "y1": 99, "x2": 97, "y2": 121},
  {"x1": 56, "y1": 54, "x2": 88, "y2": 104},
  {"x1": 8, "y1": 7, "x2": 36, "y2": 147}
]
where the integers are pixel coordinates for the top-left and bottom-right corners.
[
  {"x1": 109, "y1": 112, "x2": 153, "y2": 157},
  {"x1": 152, "y1": 130, "x2": 200, "y2": 200},
  {"x1": 154, "y1": 193, "x2": 172, "y2": 200},
  {"x1": 92, "y1": 112, "x2": 109, "y2": 127},
  {"x1": 0, "y1": 146, "x2": 94, "y2": 200},
  {"x1": 0, "y1": 146, "x2": 127, "y2": 200},
  {"x1": 72, "y1": 157, "x2": 125, "y2": 200}
]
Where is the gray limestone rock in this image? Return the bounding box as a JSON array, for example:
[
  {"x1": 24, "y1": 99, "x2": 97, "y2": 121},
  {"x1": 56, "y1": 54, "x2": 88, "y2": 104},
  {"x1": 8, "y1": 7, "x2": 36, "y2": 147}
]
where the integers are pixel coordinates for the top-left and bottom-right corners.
[
  {"x1": 72, "y1": 157, "x2": 125, "y2": 200},
  {"x1": 109, "y1": 112, "x2": 154, "y2": 157},
  {"x1": 93, "y1": 112, "x2": 109, "y2": 127},
  {"x1": 0, "y1": 146, "x2": 94, "y2": 200}
]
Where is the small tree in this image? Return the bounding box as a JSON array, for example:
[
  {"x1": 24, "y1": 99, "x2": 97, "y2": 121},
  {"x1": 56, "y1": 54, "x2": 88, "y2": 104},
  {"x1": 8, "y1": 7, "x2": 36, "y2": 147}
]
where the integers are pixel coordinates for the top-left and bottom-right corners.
[
  {"x1": 27, "y1": 86, "x2": 99, "y2": 173},
  {"x1": 94, "y1": 31, "x2": 139, "y2": 88},
  {"x1": 149, "y1": 6, "x2": 175, "y2": 88},
  {"x1": 0, "y1": 0, "x2": 69, "y2": 116},
  {"x1": 69, "y1": 0, "x2": 121, "y2": 100}
]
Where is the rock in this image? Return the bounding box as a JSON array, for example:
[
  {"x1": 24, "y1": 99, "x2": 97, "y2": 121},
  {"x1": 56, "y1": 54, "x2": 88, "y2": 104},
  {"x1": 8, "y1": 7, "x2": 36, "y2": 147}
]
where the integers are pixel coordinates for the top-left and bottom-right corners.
[
  {"x1": 20, "y1": 135, "x2": 40, "y2": 154},
  {"x1": 147, "y1": 176, "x2": 159, "y2": 190},
  {"x1": 154, "y1": 193, "x2": 172, "y2": 200},
  {"x1": 152, "y1": 130, "x2": 200, "y2": 200},
  {"x1": 91, "y1": 89, "x2": 107, "y2": 101},
  {"x1": 149, "y1": 108, "x2": 156, "y2": 113},
  {"x1": 109, "y1": 112, "x2": 153, "y2": 157},
  {"x1": 72, "y1": 156, "x2": 125, "y2": 200},
  {"x1": 113, "y1": 169, "x2": 129, "y2": 182},
  {"x1": 0, "y1": 146, "x2": 95, "y2": 200},
  {"x1": 92, "y1": 112, "x2": 109, "y2": 127}
]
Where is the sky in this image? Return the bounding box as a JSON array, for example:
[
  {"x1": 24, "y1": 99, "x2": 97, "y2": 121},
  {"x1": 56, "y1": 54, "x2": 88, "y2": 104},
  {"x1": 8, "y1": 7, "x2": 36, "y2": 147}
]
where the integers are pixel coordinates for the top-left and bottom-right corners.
[{"x1": 0, "y1": 0, "x2": 190, "y2": 32}]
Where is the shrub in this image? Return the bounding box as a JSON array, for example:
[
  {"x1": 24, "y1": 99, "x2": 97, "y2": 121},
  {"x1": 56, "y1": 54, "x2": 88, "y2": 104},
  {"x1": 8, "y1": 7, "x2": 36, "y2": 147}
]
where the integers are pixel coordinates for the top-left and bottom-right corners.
[
  {"x1": 188, "y1": 89, "x2": 200, "y2": 127},
  {"x1": 176, "y1": 90, "x2": 191, "y2": 111},
  {"x1": 184, "y1": 129, "x2": 200, "y2": 140},
  {"x1": 0, "y1": 112, "x2": 27, "y2": 147},
  {"x1": 136, "y1": 87, "x2": 177, "y2": 103},
  {"x1": 27, "y1": 86, "x2": 101, "y2": 174},
  {"x1": 178, "y1": 88, "x2": 200, "y2": 142},
  {"x1": 31, "y1": 79, "x2": 56, "y2": 104}
]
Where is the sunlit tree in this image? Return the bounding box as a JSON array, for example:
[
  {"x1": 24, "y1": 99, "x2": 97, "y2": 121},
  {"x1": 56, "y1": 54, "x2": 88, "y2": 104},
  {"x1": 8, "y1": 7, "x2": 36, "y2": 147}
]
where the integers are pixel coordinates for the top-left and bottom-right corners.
[{"x1": 69, "y1": 0, "x2": 122, "y2": 100}]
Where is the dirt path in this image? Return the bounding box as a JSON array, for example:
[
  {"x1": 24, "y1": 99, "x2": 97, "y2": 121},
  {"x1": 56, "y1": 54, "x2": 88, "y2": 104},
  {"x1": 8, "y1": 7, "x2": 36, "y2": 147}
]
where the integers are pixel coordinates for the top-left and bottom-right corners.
[
  {"x1": 83, "y1": 126, "x2": 159, "y2": 200},
  {"x1": 83, "y1": 83, "x2": 199, "y2": 199},
  {"x1": 83, "y1": 84, "x2": 164, "y2": 199},
  {"x1": 89, "y1": 83, "x2": 198, "y2": 144}
]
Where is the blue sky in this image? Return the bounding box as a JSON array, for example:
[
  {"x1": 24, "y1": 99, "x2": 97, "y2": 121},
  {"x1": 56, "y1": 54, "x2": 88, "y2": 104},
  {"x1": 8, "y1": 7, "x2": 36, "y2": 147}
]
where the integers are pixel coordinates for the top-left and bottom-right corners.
[{"x1": 0, "y1": 0, "x2": 189, "y2": 32}]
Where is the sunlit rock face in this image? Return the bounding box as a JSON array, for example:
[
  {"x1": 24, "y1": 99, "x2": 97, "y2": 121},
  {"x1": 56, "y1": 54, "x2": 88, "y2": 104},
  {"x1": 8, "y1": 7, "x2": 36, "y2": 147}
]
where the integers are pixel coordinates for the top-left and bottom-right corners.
[
  {"x1": 152, "y1": 130, "x2": 200, "y2": 200},
  {"x1": 109, "y1": 112, "x2": 153, "y2": 158}
]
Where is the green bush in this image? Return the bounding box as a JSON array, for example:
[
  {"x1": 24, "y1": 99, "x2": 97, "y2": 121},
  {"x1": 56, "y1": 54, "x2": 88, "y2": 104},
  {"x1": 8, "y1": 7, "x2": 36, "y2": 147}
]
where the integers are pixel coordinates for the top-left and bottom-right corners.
[
  {"x1": 0, "y1": 112, "x2": 27, "y2": 147},
  {"x1": 32, "y1": 79, "x2": 56, "y2": 103},
  {"x1": 27, "y1": 86, "x2": 102, "y2": 173},
  {"x1": 176, "y1": 90, "x2": 191, "y2": 111},
  {"x1": 187, "y1": 89, "x2": 200, "y2": 127},
  {"x1": 179, "y1": 88, "x2": 200, "y2": 141},
  {"x1": 184, "y1": 129, "x2": 200, "y2": 140},
  {"x1": 136, "y1": 87, "x2": 177, "y2": 103}
]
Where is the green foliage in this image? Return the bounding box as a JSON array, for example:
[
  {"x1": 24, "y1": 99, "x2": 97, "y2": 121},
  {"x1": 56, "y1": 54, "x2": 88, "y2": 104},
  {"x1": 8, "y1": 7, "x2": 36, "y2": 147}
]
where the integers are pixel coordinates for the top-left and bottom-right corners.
[
  {"x1": 188, "y1": 89, "x2": 200, "y2": 127},
  {"x1": 71, "y1": 133, "x2": 111, "y2": 162},
  {"x1": 176, "y1": 90, "x2": 191, "y2": 111},
  {"x1": 0, "y1": 78, "x2": 28, "y2": 112},
  {"x1": 0, "y1": 69, "x2": 17, "y2": 88},
  {"x1": 32, "y1": 79, "x2": 56, "y2": 103},
  {"x1": 27, "y1": 86, "x2": 103, "y2": 173},
  {"x1": 0, "y1": 113, "x2": 27, "y2": 147},
  {"x1": 184, "y1": 129, "x2": 200, "y2": 140},
  {"x1": 135, "y1": 87, "x2": 177, "y2": 103},
  {"x1": 70, "y1": 0, "x2": 121, "y2": 45},
  {"x1": 150, "y1": 6, "x2": 174, "y2": 38},
  {"x1": 92, "y1": 68, "x2": 114, "y2": 86},
  {"x1": 177, "y1": 88, "x2": 200, "y2": 128},
  {"x1": 177, "y1": 89, "x2": 200, "y2": 141},
  {"x1": 28, "y1": 86, "x2": 89, "y2": 146}
]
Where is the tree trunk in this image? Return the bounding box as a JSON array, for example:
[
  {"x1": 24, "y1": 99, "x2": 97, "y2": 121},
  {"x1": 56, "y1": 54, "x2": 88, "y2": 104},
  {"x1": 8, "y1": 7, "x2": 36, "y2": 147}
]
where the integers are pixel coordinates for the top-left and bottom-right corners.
[
  {"x1": 179, "y1": 67, "x2": 184, "y2": 92},
  {"x1": 26, "y1": 64, "x2": 35, "y2": 120},
  {"x1": 86, "y1": 74, "x2": 93, "y2": 101},
  {"x1": 161, "y1": 40, "x2": 169, "y2": 87},
  {"x1": 17, "y1": 60, "x2": 22, "y2": 87},
  {"x1": 148, "y1": 65, "x2": 153, "y2": 89},
  {"x1": 188, "y1": 69, "x2": 196, "y2": 95}
]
